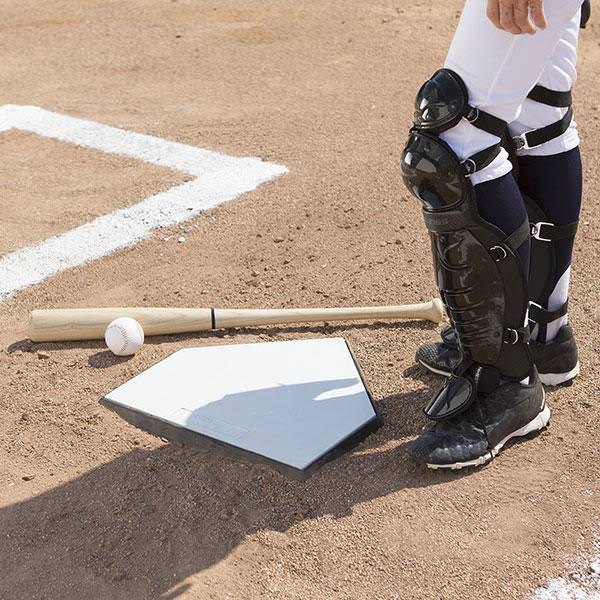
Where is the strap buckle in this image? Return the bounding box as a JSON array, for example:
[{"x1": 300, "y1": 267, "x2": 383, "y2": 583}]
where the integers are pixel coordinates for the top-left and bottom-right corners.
[
  {"x1": 513, "y1": 132, "x2": 538, "y2": 151},
  {"x1": 504, "y1": 328, "x2": 520, "y2": 345},
  {"x1": 513, "y1": 129, "x2": 541, "y2": 150},
  {"x1": 527, "y1": 299, "x2": 569, "y2": 325},
  {"x1": 503, "y1": 327, "x2": 530, "y2": 345},
  {"x1": 465, "y1": 106, "x2": 480, "y2": 124},
  {"x1": 489, "y1": 245, "x2": 507, "y2": 262},
  {"x1": 531, "y1": 221, "x2": 554, "y2": 242},
  {"x1": 462, "y1": 158, "x2": 477, "y2": 176}
]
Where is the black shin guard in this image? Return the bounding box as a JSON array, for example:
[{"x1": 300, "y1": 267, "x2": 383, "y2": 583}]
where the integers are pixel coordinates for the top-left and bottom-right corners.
[{"x1": 401, "y1": 69, "x2": 532, "y2": 421}]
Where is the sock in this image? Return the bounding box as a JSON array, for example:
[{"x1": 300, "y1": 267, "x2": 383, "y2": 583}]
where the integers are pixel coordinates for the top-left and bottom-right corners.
[{"x1": 517, "y1": 147, "x2": 582, "y2": 342}]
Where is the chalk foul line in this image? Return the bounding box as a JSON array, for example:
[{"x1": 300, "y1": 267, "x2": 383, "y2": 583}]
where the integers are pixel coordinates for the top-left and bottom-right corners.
[{"x1": 0, "y1": 105, "x2": 288, "y2": 300}]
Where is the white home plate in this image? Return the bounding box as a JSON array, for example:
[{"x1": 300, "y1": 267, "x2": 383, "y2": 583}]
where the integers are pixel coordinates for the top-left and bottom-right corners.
[{"x1": 101, "y1": 338, "x2": 381, "y2": 478}]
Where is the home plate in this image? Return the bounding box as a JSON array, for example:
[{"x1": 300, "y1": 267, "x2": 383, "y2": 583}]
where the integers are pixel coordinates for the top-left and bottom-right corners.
[{"x1": 101, "y1": 338, "x2": 382, "y2": 479}]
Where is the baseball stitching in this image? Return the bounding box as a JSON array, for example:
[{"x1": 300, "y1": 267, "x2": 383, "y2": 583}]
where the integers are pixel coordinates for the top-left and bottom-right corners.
[{"x1": 108, "y1": 323, "x2": 132, "y2": 355}]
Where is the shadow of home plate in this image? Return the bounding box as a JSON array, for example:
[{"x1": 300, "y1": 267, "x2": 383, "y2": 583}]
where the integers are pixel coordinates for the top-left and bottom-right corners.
[{"x1": 0, "y1": 104, "x2": 287, "y2": 301}]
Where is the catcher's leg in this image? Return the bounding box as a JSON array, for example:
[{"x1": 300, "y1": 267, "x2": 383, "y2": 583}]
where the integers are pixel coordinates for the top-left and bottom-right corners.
[
  {"x1": 415, "y1": 5, "x2": 583, "y2": 386},
  {"x1": 401, "y1": 0, "x2": 583, "y2": 469}
]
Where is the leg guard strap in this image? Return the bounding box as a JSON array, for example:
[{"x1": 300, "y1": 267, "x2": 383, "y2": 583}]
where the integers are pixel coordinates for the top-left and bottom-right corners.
[
  {"x1": 531, "y1": 220, "x2": 578, "y2": 242},
  {"x1": 529, "y1": 300, "x2": 569, "y2": 325},
  {"x1": 513, "y1": 107, "x2": 573, "y2": 151},
  {"x1": 527, "y1": 85, "x2": 572, "y2": 108}
]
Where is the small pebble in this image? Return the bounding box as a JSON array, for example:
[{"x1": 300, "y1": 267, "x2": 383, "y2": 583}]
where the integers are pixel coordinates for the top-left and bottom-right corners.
[
  {"x1": 37, "y1": 351, "x2": 50, "y2": 360},
  {"x1": 273, "y1": 237, "x2": 285, "y2": 243},
  {"x1": 22, "y1": 475, "x2": 35, "y2": 481},
  {"x1": 177, "y1": 236, "x2": 186, "y2": 243},
  {"x1": 291, "y1": 511, "x2": 305, "y2": 522}
]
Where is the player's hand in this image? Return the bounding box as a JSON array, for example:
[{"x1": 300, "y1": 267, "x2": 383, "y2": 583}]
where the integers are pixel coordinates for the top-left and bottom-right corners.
[{"x1": 487, "y1": 0, "x2": 547, "y2": 34}]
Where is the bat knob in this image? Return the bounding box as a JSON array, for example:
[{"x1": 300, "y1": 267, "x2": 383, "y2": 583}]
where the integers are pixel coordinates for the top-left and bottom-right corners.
[{"x1": 430, "y1": 298, "x2": 446, "y2": 323}]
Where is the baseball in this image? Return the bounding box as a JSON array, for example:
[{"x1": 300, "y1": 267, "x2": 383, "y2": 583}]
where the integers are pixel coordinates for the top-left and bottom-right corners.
[{"x1": 104, "y1": 317, "x2": 145, "y2": 356}]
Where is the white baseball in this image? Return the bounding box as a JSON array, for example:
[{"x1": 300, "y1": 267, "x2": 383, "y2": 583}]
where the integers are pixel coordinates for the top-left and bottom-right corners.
[{"x1": 104, "y1": 317, "x2": 145, "y2": 356}]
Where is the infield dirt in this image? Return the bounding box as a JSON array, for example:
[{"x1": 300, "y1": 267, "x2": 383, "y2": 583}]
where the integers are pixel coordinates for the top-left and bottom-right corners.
[{"x1": 0, "y1": 2, "x2": 599, "y2": 599}]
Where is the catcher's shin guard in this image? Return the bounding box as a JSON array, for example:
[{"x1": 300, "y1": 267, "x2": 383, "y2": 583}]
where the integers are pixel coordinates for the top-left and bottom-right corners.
[{"x1": 401, "y1": 68, "x2": 533, "y2": 421}]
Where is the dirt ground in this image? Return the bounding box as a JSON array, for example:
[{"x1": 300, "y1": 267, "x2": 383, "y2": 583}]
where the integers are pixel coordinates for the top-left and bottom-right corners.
[{"x1": 1, "y1": 1, "x2": 599, "y2": 599}]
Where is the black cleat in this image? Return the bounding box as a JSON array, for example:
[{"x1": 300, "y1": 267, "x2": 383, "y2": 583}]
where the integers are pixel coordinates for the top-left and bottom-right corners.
[
  {"x1": 414, "y1": 331, "x2": 460, "y2": 377},
  {"x1": 409, "y1": 369, "x2": 549, "y2": 470},
  {"x1": 531, "y1": 324, "x2": 579, "y2": 386},
  {"x1": 416, "y1": 324, "x2": 579, "y2": 386}
]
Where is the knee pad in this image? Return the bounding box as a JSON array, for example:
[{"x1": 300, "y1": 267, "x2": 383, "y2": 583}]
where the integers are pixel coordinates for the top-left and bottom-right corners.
[
  {"x1": 403, "y1": 69, "x2": 506, "y2": 205},
  {"x1": 412, "y1": 68, "x2": 507, "y2": 138}
]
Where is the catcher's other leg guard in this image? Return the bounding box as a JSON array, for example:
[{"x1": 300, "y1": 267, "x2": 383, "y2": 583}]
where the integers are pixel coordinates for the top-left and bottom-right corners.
[
  {"x1": 523, "y1": 191, "x2": 579, "y2": 384},
  {"x1": 400, "y1": 69, "x2": 548, "y2": 468},
  {"x1": 512, "y1": 83, "x2": 581, "y2": 385}
]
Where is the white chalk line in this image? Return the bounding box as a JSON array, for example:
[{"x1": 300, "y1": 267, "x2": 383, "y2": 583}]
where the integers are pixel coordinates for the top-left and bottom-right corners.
[
  {"x1": 0, "y1": 105, "x2": 288, "y2": 300},
  {"x1": 532, "y1": 540, "x2": 600, "y2": 599}
]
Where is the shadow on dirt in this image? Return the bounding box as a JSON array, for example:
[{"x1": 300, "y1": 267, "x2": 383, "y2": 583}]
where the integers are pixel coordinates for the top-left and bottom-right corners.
[
  {"x1": 0, "y1": 379, "x2": 466, "y2": 600},
  {"x1": 88, "y1": 350, "x2": 134, "y2": 368}
]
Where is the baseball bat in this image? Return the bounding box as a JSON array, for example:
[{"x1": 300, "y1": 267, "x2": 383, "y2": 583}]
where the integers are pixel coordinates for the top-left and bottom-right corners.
[{"x1": 27, "y1": 298, "x2": 445, "y2": 342}]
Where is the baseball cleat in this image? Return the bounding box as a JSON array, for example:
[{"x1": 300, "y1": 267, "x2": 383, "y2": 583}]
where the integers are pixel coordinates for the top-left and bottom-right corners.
[
  {"x1": 531, "y1": 324, "x2": 579, "y2": 386},
  {"x1": 409, "y1": 369, "x2": 548, "y2": 470}
]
